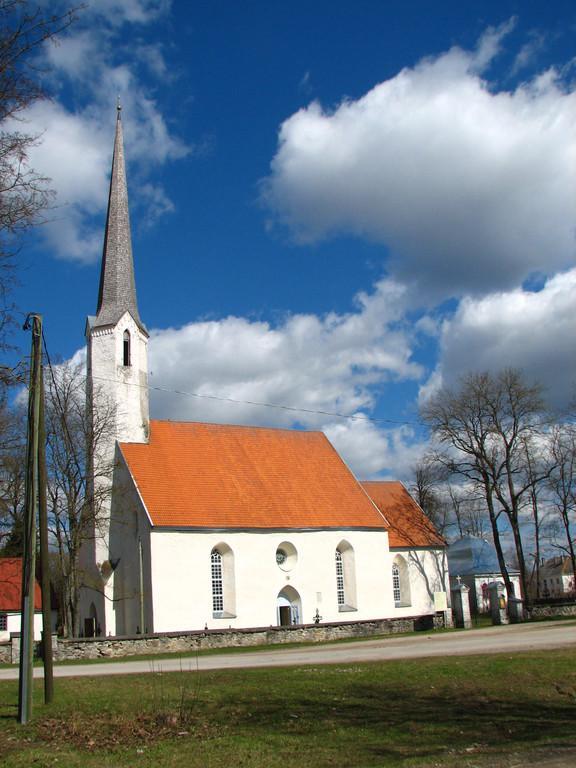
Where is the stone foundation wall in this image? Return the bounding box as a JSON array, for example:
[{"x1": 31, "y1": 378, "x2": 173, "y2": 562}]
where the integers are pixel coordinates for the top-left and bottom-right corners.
[
  {"x1": 1, "y1": 613, "x2": 445, "y2": 664},
  {"x1": 0, "y1": 643, "x2": 11, "y2": 664},
  {"x1": 527, "y1": 602, "x2": 576, "y2": 619}
]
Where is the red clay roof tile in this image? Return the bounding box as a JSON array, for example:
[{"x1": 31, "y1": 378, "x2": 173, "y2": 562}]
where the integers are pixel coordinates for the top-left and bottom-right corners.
[
  {"x1": 0, "y1": 557, "x2": 42, "y2": 611},
  {"x1": 120, "y1": 420, "x2": 388, "y2": 530},
  {"x1": 361, "y1": 481, "x2": 445, "y2": 548}
]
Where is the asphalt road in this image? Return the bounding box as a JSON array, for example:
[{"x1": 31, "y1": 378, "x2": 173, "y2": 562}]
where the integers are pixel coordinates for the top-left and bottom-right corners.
[{"x1": 1, "y1": 619, "x2": 574, "y2": 680}]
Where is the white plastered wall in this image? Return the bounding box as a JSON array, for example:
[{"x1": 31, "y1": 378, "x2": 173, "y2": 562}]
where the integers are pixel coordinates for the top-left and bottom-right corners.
[
  {"x1": 108, "y1": 454, "x2": 153, "y2": 636},
  {"x1": 390, "y1": 548, "x2": 450, "y2": 618},
  {"x1": 148, "y1": 528, "x2": 424, "y2": 633},
  {"x1": 0, "y1": 612, "x2": 44, "y2": 641}
]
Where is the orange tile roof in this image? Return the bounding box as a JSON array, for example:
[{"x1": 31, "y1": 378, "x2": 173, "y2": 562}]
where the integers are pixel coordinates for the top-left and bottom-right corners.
[
  {"x1": 0, "y1": 557, "x2": 42, "y2": 611},
  {"x1": 120, "y1": 420, "x2": 388, "y2": 530},
  {"x1": 361, "y1": 481, "x2": 446, "y2": 548}
]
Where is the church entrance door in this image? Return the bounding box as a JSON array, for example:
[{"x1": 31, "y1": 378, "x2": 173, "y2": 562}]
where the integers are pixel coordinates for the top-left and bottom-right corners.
[{"x1": 276, "y1": 586, "x2": 302, "y2": 626}]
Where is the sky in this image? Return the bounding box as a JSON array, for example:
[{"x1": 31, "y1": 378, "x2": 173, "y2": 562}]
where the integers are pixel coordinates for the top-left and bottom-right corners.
[{"x1": 9, "y1": 0, "x2": 576, "y2": 481}]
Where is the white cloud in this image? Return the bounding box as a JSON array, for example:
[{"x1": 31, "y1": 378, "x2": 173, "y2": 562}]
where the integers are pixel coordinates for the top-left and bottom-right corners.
[
  {"x1": 511, "y1": 31, "x2": 547, "y2": 75},
  {"x1": 90, "y1": 0, "x2": 172, "y2": 24},
  {"x1": 42, "y1": 0, "x2": 172, "y2": 26},
  {"x1": 263, "y1": 27, "x2": 576, "y2": 302},
  {"x1": 43, "y1": 29, "x2": 100, "y2": 79},
  {"x1": 419, "y1": 268, "x2": 576, "y2": 409},
  {"x1": 22, "y1": 5, "x2": 188, "y2": 262},
  {"x1": 148, "y1": 277, "x2": 422, "y2": 429},
  {"x1": 324, "y1": 419, "x2": 427, "y2": 481}
]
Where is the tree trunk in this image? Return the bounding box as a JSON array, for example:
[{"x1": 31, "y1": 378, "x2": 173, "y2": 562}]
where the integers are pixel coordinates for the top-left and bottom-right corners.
[{"x1": 484, "y1": 480, "x2": 514, "y2": 598}]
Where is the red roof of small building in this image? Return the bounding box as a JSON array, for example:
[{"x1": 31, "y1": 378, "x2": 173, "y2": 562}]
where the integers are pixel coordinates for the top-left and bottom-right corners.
[
  {"x1": 120, "y1": 420, "x2": 389, "y2": 530},
  {"x1": 0, "y1": 557, "x2": 42, "y2": 612},
  {"x1": 361, "y1": 481, "x2": 446, "y2": 548}
]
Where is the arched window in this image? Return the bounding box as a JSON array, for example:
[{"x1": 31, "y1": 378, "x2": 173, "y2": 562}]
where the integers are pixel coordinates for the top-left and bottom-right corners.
[
  {"x1": 335, "y1": 550, "x2": 345, "y2": 606},
  {"x1": 335, "y1": 541, "x2": 357, "y2": 611},
  {"x1": 123, "y1": 330, "x2": 131, "y2": 366},
  {"x1": 392, "y1": 555, "x2": 412, "y2": 607},
  {"x1": 392, "y1": 563, "x2": 401, "y2": 604},
  {"x1": 211, "y1": 550, "x2": 223, "y2": 612},
  {"x1": 210, "y1": 545, "x2": 236, "y2": 618}
]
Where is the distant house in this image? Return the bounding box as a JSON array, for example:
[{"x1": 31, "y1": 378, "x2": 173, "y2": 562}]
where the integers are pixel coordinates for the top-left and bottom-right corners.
[
  {"x1": 447, "y1": 536, "x2": 522, "y2": 615},
  {"x1": 0, "y1": 558, "x2": 43, "y2": 641},
  {"x1": 539, "y1": 556, "x2": 575, "y2": 599}
]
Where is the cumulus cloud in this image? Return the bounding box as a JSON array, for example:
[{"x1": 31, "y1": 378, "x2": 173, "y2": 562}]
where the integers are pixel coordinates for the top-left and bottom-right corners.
[
  {"x1": 263, "y1": 26, "x2": 576, "y2": 302},
  {"x1": 23, "y1": 0, "x2": 186, "y2": 262},
  {"x1": 419, "y1": 268, "x2": 576, "y2": 409},
  {"x1": 148, "y1": 278, "x2": 422, "y2": 428},
  {"x1": 324, "y1": 419, "x2": 427, "y2": 481},
  {"x1": 90, "y1": 0, "x2": 172, "y2": 25}
]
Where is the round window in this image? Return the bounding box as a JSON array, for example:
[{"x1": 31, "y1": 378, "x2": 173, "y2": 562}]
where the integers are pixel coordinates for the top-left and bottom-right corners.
[{"x1": 276, "y1": 542, "x2": 297, "y2": 572}]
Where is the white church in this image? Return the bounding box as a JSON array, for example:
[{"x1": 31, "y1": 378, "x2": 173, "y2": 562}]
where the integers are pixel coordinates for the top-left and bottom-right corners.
[{"x1": 79, "y1": 107, "x2": 449, "y2": 638}]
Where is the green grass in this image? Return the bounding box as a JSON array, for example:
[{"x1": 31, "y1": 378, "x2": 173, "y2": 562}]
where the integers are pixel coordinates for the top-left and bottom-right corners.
[{"x1": 1, "y1": 648, "x2": 575, "y2": 767}]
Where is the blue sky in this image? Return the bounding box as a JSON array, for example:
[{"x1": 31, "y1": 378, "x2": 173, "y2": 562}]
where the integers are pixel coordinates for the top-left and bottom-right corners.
[{"x1": 11, "y1": 0, "x2": 576, "y2": 479}]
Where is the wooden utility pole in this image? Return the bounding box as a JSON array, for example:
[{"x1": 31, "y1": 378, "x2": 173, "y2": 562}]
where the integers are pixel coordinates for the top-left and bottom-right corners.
[{"x1": 18, "y1": 313, "x2": 43, "y2": 724}]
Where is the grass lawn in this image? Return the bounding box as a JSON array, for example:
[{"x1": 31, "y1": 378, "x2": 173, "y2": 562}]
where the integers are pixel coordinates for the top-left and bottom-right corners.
[{"x1": 1, "y1": 649, "x2": 575, "y2": 767}]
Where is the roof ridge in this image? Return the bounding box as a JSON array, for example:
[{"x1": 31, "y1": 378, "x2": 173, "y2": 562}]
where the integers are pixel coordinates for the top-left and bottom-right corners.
[{"x1": 147, "y1": 418, "x2": 325, "y2": 436}]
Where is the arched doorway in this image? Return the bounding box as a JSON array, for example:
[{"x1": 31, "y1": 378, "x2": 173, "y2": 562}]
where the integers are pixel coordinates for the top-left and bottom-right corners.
[
  {"x1": 276, "y1": 586, "x2": 302, "y2": 626},
  {"x1": 84, "y1": 602, "x2": 99, "y2": 638}
]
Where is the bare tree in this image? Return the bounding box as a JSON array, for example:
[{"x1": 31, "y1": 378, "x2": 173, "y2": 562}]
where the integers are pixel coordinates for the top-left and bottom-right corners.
[
  {"x1": 0, "y1": 0, "x2": 77, "y2": 353},
  {"x1": 446, "y1": 483, "x2": 489, "y2": 539},
  {"x1": 547, "y1": 424, "x2": 576, "y2": 589},
  {"x1": 412, "y1": 455, "x2": 492, "y2": 542},
  {"x1": 521, "y1": 434, "x2": 551, "y2": 600},
  {"x1": 0, "y1": 399, "x2": 25, "y2": 553},
  {"x1": 421, "y1": 369, "x2": 549, "y2": 606},
  {"x1": 410, "y1": 458, "x2": 452, "y2": 535},
  {"x1": 44, "y1": 361, "x2": 116, "y2": 637}
]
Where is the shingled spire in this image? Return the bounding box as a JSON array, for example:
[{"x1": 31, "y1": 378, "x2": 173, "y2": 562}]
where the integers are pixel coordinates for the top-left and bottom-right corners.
[{"x1": 95, "y1": 103, "x2": 146, "y2": 333}]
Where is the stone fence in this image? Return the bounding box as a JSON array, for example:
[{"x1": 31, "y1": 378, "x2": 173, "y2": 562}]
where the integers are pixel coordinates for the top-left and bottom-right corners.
[
  {"x1": 1, "y1": 613, "x2": 443, "y2": 665},
  {"x1": 526, "y1": 602, "x2": 576, "y2": 619}
]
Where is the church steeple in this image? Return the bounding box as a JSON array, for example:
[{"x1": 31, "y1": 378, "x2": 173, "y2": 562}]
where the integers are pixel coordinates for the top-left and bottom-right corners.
[{"x1": 95, "y1": 103, "x2": 146, "y2": 333}]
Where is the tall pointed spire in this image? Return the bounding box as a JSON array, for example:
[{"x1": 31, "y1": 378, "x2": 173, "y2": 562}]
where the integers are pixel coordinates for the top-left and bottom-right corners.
[{"x1": 95, "y1": 103, "x2": 146, "y2": 333}]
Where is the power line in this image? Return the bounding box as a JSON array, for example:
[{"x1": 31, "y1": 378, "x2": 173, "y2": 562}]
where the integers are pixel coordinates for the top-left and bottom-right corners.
[
  {"x1": 40, "y1": 330, "x2": 420, "y2": 428},
  {"x1": 89, "y1": 374, "x2": 421, "y2": 427}
]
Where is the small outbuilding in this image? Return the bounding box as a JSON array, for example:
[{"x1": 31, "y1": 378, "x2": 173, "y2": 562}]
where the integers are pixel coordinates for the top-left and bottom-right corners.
[{"x1": 0, "y1": 558, "x2": 43, "y2": 641}]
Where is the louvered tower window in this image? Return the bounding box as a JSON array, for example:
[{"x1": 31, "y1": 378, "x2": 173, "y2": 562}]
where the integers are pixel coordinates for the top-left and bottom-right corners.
[{"x1": 123, "y1": 330, "x2": 131, "y2": 366}]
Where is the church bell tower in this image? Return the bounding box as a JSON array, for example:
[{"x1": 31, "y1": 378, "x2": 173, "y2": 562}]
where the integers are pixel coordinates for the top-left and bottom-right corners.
[
  {"x1": 82, "y1": 104, "x2": 149, "y2": 636},
  {"x1": 87, "y1": 103, "x2": 149, "y2": 445}
]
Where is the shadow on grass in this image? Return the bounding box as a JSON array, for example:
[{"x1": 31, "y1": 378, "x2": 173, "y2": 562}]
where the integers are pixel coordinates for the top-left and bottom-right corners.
[
  {"x1": 203, "y1": 669, "x2": 576, "y2": 763},
  {"x1": 1, "y1": 653, "x2": 575, "y2": 766}
]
